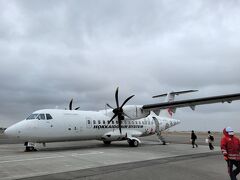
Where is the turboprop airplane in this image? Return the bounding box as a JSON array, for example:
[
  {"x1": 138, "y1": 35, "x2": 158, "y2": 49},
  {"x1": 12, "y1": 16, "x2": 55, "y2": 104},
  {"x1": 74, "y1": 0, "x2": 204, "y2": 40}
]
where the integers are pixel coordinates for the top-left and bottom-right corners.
[{"x1": 4, "y1": 88, "x2": 240, "y2": 151}]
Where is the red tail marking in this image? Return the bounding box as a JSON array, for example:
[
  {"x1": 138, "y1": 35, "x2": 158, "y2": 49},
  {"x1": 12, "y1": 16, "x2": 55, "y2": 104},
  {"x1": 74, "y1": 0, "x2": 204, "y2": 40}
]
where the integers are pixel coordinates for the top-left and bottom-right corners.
[{"x1": 167, "y1": 108, "x2": 173, "y2": 116}]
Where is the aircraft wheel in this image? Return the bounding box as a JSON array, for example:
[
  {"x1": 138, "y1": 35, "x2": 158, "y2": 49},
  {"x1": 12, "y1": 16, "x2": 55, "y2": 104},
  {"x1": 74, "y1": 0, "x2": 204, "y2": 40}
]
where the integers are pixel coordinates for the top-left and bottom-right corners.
[
  {"x1": 25, "y1": 146, "x2": 35, "y2": 152},
  {"x1": 25, "y1": 146, "x2": 30, "y2": 152},
  {"x1": 103, "y1": 141, "x2": 111, "y2": 145},
  {"x1": 128, "y1": 139, "x2": 139, "y2": 147},
  {"x1": 132, "y1": 140, "x2": 139, "y2": 147},
  {"x1": 24, "y1": 142, "x2": 37, "y2": 152}
]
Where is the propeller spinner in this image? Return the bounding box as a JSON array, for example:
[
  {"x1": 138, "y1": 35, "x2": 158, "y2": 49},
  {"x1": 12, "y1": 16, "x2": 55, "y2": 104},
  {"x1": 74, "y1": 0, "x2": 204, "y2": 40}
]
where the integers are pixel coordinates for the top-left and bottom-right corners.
[{"x1": 107, "y1": 87, "x2": 134, "y2": 134}]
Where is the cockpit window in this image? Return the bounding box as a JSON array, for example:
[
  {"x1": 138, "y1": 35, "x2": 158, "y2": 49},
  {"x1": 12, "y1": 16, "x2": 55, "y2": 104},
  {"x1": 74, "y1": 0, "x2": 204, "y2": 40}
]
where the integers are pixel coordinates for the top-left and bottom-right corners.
[
  {"x1": 27, "y1": 113, "x2": 53, "y2": 120},
  {"x1": 38, "y1": 114, "x2": 45, "y2": 120},
  {"x1": 26, "y1": 114, "x2": 39, "y2": 120},
  {"x1": 46, "y1": 114, "x2": 53, "y2": 120}
]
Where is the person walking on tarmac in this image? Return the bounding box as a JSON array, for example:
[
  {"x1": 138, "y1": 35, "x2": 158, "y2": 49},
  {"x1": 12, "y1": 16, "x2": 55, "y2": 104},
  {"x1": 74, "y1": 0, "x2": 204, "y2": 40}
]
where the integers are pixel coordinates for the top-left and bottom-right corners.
[
  {"x1": 221, "y1": 127, "x2": 240, "y2": 180},
  {"x1": 207, "y1": 131, "x2": 214, "y2": 150},
  {"x1": 191, "y1": 130, "x2": 198, "y2": 148}
]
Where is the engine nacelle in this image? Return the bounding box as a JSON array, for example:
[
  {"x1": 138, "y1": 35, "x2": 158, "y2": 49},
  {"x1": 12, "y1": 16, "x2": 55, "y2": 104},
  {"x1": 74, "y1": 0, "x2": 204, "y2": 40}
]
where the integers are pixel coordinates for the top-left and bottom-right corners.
[{"x1": 122, "y1": 105, "x2": 150, "y2": 120}]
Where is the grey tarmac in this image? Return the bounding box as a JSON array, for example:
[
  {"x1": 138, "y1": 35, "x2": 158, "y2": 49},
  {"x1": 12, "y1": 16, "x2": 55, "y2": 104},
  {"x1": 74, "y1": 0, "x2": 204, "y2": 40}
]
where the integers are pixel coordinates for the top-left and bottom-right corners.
[{"x1": 0, "y1": 132, "x2": 231, "y2": 180}]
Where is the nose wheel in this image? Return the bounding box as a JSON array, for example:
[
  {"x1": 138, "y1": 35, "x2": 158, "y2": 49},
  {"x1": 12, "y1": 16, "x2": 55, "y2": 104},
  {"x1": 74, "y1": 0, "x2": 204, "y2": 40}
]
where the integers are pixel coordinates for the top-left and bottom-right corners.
[
  {"x1": 24, "y1": 142, "x2": 37, "y2": 152},
  {"x1": 103, "y1": 141, "x2": 111, "y2": 145}
]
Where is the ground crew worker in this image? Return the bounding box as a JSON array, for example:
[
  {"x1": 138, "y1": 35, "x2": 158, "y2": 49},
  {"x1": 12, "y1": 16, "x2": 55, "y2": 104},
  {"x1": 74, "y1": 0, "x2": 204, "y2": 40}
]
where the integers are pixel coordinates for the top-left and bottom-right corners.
[
  {"x1": 207, "y1": 131, "x2": 214, "y2": 150},
  {"x1": 191, "y1": 130, "x2": 198, "y2": 148},
  {"x1": 221, "y1": 127, "x2": 240, "y2": 180}
]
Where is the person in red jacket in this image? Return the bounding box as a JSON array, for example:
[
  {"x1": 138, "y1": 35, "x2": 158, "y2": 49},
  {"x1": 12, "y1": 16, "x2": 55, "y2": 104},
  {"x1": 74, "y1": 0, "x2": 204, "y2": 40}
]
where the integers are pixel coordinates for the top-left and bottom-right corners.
[{"x1": 221, "y1": 127, "x2": 240, "y2": 180}]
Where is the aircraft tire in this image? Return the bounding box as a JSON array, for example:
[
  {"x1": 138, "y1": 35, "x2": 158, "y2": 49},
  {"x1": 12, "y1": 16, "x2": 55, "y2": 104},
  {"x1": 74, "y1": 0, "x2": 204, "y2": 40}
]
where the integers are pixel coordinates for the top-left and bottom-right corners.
[
  {"x1": 128, "y1": 139, "x2": 133, "y2": 147},
  {"x1": 25, "y1": 146, "x2": 35, "y2": 152},
  {"x1": 132, "y1": 140, "x2": 139, "y2": 147},
  {"x1": 103, "y1": 141, "x2": 111, "y2": 145},
  {"x1": 128, "y1": 139, "x2": 139, "y2": 147}
]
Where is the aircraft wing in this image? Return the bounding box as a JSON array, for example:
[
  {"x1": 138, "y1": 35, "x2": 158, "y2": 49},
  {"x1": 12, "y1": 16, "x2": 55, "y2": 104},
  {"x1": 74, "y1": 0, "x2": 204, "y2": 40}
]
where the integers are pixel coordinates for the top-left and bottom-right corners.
[{"x1": 142, "y1": 93, "x2": 240, "y2": 111}]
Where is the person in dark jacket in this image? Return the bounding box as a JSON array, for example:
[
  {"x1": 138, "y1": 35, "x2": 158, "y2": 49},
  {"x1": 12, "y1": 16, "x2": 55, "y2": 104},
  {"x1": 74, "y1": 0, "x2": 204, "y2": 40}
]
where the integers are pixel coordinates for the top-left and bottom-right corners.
[
  {"x1": 191, "y1": 130, "x2": 198, "y2": 148},
  {"x1": 207, "y1": 131, "x2": 214, "y2": 150},
  {"x1": 221, "y1": 127, "x2": 240, "y2": 180}
]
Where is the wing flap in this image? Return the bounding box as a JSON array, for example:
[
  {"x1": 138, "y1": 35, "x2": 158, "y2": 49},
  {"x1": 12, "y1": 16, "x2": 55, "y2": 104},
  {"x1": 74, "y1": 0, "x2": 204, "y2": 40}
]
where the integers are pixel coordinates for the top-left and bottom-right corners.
[{"x1": 142, "y1": 93, "x2": 240, "y2": 111}]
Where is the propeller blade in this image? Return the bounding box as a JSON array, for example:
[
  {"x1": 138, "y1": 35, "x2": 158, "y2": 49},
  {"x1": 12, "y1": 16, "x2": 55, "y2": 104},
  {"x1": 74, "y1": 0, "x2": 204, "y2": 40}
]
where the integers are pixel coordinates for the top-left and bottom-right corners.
[
  {"x1": 118, "y1": 117, "x2": 122, "y2": 134},
  {"x1": 74, "y1": 107, "x2": 80, "y2": 110},
  {"x1": 123, "y1": 112, "x2": 132, "y2": 119},
  {"x1": 115, "y1": 87, "x2": 119, "y2": 108},
  {"x1": 120, "y1": 95, "x2": 135, "y2": 108},
  {"x1": 69, "y1": 99, "x2": 73, "y2": 110},
  {"x1": 106, "y1": 103, "x2": 114, "y2": 109},
  {"x1": 109, "y1": 87, "x2": 134, "y2": 134},
  {"x1": 108, "y1": 113, "x2": 117, "y2": 125}
]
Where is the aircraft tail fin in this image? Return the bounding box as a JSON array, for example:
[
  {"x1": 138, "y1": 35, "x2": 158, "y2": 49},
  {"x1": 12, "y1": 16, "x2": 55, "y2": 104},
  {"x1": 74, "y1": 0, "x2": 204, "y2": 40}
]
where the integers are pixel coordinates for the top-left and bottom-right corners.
[{"x1": 152, "y1": 90, "x2": 198, "y2": 117}]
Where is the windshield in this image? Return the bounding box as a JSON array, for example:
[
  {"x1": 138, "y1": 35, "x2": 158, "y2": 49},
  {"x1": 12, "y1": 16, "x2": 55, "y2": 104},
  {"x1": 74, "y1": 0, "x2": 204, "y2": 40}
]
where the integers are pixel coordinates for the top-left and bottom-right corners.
[
  {"x1": 26, "y1": 114, "x2": 39, "y2": 120},
  {"x1": 26, "y1": 113, "x2": 53, "y2": 120}
]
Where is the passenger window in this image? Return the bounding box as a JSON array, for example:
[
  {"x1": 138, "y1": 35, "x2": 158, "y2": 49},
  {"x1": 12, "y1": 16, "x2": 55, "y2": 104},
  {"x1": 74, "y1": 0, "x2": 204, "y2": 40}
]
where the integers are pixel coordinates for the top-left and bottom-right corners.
[
  {"x1": 98, "y1": 120, "x2": 101, "y2": 124},
  {"x1": 136, "y1": 121, "x2": 138, "y2": 124},
  {"x1": 93, "y1": 120, "x2": 96, "y2": 124},
  {"x1": 87, "y1": 120, "x2": 91, "y2": 124},
  {"x1": 46, "y1": 114, "x2": 53, "y2": 120},
  {"x1": 112, "y1": 121, "x2": 114, "y2": 124},
  {"x1": 103, "y1": 120, "x2": 105, "y2": 124}
]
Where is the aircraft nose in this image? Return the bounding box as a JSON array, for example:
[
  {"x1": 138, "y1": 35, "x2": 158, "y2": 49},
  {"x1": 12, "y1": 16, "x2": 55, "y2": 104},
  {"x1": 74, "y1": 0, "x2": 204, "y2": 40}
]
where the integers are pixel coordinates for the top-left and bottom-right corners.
[{"x1": 4, "y1": 125, "x2": 19, "y2": 138}]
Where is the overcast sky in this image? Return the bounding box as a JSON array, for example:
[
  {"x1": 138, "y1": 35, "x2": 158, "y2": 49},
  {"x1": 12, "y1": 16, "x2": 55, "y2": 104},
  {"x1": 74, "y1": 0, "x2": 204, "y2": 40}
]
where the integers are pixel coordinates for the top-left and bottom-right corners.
[{"x1": 0, "y1": 0, "x2": 240, "y2": 132}]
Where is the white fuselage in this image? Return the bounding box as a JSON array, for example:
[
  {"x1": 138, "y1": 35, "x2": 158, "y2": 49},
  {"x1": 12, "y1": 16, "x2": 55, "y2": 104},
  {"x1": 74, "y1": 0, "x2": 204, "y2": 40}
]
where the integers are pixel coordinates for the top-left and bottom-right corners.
[{"x1": 4, "y1": 109, "x2": 180, "y2": 143}]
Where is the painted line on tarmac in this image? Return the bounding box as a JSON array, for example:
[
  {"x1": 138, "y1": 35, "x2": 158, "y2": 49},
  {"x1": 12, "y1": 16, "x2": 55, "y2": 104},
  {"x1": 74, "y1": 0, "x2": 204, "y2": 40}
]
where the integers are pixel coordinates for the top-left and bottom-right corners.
[
  {"x1": 0, "y1": 155, "x2": 28, "y2": 159},
  {"x1": 0, "y1": 155, "x2": 65, "y2": 164},
  {"x1": 0, "y1": 151, "x2": 104, "y2": 164},
  {"x1": 71, "y1": 151, "x2": 104, "y2": 156},
  {"x1": 0, "y1": 172, "x2": 52, "y2": 180}
]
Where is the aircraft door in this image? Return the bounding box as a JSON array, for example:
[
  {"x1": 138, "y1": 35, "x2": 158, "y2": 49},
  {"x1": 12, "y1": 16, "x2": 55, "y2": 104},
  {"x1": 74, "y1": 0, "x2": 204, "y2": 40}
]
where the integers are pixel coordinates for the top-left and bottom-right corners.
[{"x1": 86, "y1": 117, "x2": 92, "y2": 128}]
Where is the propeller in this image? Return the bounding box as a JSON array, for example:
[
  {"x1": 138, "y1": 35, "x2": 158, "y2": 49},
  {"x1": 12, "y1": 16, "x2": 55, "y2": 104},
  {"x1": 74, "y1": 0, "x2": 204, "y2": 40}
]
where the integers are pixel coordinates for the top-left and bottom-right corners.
[
  {"x1": 69, "y1": 98, "x2": 80, "y2": 110},
  {"x1": 107, "y1": 87, "x2": 134, "y2": 134}
]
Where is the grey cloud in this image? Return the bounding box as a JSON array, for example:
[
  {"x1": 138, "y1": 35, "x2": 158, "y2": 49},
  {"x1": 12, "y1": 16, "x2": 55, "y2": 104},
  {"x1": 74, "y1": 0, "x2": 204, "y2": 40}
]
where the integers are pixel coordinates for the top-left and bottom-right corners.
[{"x1": 0, "y1": 0, "x2": 239, "y2": 131}]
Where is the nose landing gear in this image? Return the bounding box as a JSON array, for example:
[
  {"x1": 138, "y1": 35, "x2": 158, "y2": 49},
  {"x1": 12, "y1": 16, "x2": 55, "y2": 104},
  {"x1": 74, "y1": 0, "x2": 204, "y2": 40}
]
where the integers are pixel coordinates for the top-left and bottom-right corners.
[{"x1": 24, "y1": 142, "x2": 37, "y2": 152}]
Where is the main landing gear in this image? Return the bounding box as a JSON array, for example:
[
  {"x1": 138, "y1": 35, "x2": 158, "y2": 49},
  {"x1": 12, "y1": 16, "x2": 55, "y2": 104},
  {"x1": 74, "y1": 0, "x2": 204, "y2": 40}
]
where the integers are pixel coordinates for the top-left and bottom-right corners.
[
  {"x1": 24, "y1": 142, "x2": 37, "y2": 152},
  {"x1": 128, "y1": 139, "x2": 139, "y2": 147},
  {"x1": 152, "y1": 117, "x2": 167, "y2": 145},
  {"x1": 103, "y1": 139, "x2": 140, "y2": 147},
  {"x1": 156, "y1": 131, "x2": 167, "y2": 145}
]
